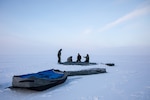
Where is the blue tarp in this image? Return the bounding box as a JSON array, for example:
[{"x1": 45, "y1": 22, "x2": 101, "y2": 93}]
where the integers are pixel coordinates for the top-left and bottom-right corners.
[{"x1": 20, "y1": 70, "x2": 64, "y2": 79}]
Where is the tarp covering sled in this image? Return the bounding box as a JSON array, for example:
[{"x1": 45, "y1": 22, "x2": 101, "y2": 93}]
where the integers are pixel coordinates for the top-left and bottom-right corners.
[
  {"x1": 11, "y1": 68, "x2": 106, "y2": 91},
  {"x1": 60, "y1": 62, "x2": 97, "y2": 65}
]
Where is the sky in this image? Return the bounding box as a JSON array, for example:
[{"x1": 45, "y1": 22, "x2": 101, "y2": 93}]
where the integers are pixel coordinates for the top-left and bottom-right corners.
[{"x1": 0, "y1": 0, "x2": 150, "y2": 55}]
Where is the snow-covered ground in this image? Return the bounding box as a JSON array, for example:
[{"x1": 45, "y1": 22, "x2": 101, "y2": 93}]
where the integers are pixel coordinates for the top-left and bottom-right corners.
[{"x1": 0, "y1": 55, "x2": 150, "y2": 100}]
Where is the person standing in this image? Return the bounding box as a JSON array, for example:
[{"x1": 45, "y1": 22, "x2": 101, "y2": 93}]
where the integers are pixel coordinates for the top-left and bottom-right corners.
[
  {"x1": 76, "y1": 53, "x2": 81, "y2": 62},
  {"x1": 57, "y1": 49, "x2": 62, "y2": 63}
]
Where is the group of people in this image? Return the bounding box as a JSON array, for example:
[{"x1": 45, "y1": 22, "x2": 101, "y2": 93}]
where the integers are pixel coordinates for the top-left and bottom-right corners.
[{"x1": 57, "y1": 49, "x2": 89, "y2": 63}]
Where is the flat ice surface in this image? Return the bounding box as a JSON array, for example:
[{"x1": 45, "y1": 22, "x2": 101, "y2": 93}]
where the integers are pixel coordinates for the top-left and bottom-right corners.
[{"x1": 0, "y1": 55, "x2": 150, "y2": 100}]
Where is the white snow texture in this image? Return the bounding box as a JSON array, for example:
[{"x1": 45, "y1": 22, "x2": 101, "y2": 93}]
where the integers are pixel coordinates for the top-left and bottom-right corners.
[{"x1": 0, "y1": 55, "x2": 150, "y2": 100}]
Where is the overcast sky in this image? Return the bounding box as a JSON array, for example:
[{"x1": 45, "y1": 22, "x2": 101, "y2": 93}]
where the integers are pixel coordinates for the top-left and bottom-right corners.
[{"x1": 0, "y1": 0, "x2": 150, "y2": 55}]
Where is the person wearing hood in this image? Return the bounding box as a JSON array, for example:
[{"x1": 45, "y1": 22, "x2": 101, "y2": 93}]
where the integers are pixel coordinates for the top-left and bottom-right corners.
[{"x1": 84, "y1": 54, "x2": 89, "y2": 63}]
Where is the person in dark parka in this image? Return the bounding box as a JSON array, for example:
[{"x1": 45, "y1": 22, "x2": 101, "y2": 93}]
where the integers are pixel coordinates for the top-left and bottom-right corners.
[
  {"x1": 76, "y1": 53, "x2": 81, "y2": 62},
  {"x1": 84, "y1": 54, "x2": 89, "y2": 63},
  {"x1": 57, "y1": 49, "x2": 62, "y2": 63},
  {"x1": 67, "y1": 56, "x2": 73, "y2": 62}
]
